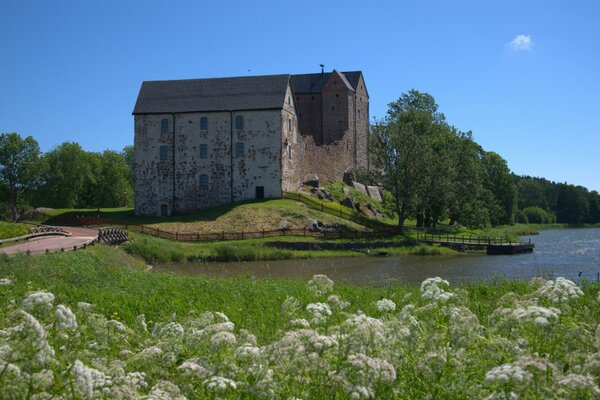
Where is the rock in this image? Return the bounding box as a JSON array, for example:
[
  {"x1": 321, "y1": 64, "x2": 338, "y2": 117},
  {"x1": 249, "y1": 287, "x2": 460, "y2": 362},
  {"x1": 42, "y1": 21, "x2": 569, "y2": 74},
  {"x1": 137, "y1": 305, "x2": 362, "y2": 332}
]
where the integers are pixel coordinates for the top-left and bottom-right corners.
[
  {"x1": 306, "y1": 219, "x2": 321, "y2": 232},
  {"x1": 303, "y1": 174, "x2": 319, "y2": 188},
  {"x1": 278, "y1": 220, "x2": 291, "y2": 230},
  {"x1": 343, "y1": 168, "x2": 355, "y2": 185},
  {"x1": 340, "y1": 197, "x2": 355, "y2": 210},
  {"x1": 367, "y1": 186, "x2": 383, "y2": 202},
  {"x1": 342, "y1": 186, "x2": 351, "y2": 197},
  {"x1": 352, "y1": 181, "x2": 368, "y2": 196},
  {"x1": 311, "y1": 187, "x2": 332, "y2": 202},
  {"x1": 359, "y1": 203, "x2": 376, "y2": 219}
]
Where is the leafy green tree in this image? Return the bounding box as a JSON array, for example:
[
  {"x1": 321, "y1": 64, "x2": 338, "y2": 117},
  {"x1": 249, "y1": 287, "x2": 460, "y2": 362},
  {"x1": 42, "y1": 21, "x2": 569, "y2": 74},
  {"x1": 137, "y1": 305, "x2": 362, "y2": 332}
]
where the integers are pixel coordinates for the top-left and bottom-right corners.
[
  {"x1": 481, "y1": 151, "x2": 516, "y2": 226},
  {"x1": 35, "y1": 142, "x2": 95, "y2": 208},
  {"x1": 0, "y1": 133, "x2": 41, "y2": 220},
  {"x1": 93, "y1": 150, "x2": 132, "y2": 207},
  {"x1": 370, "y1": 90, "x2": 443, "y2": 232},
  {"x1": 122, "y1": 145, "x2": 134, "y2": 188},
  {"x1": 555, "y1": 184, "x2": 589, "y2": 224}
]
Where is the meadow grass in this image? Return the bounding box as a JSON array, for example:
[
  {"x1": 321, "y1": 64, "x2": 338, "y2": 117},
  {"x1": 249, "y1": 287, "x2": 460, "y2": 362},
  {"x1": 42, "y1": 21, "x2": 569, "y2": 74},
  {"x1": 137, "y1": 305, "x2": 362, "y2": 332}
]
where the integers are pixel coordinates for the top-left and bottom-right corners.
[
  {"x1": 1, "y1": 246, "x2": 600, "y2": 398},
  {"x1": 0, "y1": 221, "x2": 29, "y2": 239}
]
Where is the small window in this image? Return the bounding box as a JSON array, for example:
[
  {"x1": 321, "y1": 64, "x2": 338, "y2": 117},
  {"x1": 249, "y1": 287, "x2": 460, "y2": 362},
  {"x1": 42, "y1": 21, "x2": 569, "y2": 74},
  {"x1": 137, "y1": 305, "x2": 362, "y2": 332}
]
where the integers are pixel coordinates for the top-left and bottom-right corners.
[
  {"x1": 199, "y1": 174, "x2": 209, "y2": 190},
  {"x1": 200, "y1": 117, "x2": 208, "y2": 130},
  {"x1": 235, "y1": 115, "x2": 244, "y2": 129},
  {"x1": 358, "y1": 110, "x2": 361, "y2": 118},
  {"x1": 159, "y1": 145, "x2": 168, "y2": 160},
  {"x1": 331, "y1": 105, "x2": 335, "y2": 111},
  {"x1": 161, "y1": 118, "x2": 169, "y2": 133},
  {"x1": 160, "y1": 204, "x2": 168, "y2": 216},
  {"x1": 288, "y1": 118, "x2": 291, "y2": 132},
  {"x1": 235, "y1": 142, "x2": 244, "y2": 157},
  {"x1": 199, "y1": 144, "x2": 208, "y2": 159},
  {"x1": 288, "y1": 144, "x2": 292, "y2": 159}
]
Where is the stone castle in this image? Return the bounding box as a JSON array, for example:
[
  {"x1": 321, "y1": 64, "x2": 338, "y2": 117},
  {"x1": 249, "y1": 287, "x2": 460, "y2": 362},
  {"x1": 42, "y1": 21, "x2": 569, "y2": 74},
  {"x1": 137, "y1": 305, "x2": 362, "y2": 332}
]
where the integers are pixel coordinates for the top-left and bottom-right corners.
[{"x1": 132, "y1": 70, "x2": 369, "y2": 216}]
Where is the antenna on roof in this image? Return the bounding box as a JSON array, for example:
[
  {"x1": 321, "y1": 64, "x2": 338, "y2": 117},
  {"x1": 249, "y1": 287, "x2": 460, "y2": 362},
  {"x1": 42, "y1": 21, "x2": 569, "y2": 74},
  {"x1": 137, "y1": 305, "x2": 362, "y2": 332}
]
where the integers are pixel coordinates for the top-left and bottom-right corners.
[{"x1": 320, "y1": 64, "x2": 324, "y2": 74}]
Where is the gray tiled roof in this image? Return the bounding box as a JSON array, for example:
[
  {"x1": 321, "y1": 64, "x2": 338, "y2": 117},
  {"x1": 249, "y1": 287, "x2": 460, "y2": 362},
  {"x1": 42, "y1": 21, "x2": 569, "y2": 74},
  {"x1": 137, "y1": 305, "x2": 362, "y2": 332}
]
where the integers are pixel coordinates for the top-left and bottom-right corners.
[
  {"x1": 290, "y1": 71, "x2": 363, "y2": 93},
  {"x1": 133, "y1": 74, "x2": 291, "y2": 114}
]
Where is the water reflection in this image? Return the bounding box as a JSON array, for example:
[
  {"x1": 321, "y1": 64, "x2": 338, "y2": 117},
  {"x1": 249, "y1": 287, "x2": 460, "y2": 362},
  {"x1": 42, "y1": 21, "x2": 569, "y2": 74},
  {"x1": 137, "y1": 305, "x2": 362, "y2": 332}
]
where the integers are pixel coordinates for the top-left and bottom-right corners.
[{"x1": 153, "y1": 228, "x2": 600, "y2": 285}]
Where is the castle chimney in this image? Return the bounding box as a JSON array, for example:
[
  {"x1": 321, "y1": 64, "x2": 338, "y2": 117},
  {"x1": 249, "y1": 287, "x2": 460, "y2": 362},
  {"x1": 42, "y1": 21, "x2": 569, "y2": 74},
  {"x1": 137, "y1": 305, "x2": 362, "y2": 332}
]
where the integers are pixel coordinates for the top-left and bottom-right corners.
[{"x1": 320, "y1": 64, "x2": 324, "y2": 74}]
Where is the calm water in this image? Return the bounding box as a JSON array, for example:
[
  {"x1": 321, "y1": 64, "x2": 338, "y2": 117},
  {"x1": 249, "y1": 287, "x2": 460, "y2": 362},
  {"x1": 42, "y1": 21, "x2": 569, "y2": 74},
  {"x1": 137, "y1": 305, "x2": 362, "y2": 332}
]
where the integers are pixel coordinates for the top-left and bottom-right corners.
[{"x1": 154, "y1": 228, "x2": 600, "y2": 285}]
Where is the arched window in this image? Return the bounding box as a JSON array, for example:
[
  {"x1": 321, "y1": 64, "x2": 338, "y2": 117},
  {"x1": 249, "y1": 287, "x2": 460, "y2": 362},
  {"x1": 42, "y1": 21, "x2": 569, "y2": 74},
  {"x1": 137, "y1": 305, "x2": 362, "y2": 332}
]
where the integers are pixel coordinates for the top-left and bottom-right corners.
[
  {"x1": 288, "y1": 118, "x2": 291, "y2": 132},
  {"x1": 199, "y1": 144, "x2": 208, "y2": 159},
  {"x1": 160, "y1": 118, "x2": 169, "y2": 133},
  {"x1": 235, "y1": 115, "x2": 244, "y2": 130},
  {"x1": 199, "y1": 174, "x2": 209, "y2": 189},
  {"x1": 288, "y1": 144, "x2": 292, "y2": 159},
  {"x1": 200, "y1": 117, "x2": 208, "y2": 130}
]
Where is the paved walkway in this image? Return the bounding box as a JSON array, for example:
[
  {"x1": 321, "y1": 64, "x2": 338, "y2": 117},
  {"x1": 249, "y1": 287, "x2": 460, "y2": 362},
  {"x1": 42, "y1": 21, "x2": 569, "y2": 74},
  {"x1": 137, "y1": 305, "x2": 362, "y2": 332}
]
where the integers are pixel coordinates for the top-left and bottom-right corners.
[{"x1": 0, "y1": 227, "x2": 98, "y2": 255}]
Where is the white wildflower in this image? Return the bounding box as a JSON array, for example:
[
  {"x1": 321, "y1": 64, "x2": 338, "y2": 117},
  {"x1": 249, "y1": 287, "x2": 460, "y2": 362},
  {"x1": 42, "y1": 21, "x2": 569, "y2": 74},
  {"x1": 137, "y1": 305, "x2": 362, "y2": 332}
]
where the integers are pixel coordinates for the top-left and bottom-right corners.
[
  {"x1": 346, "y1": 353, "x2": 396, "y2": 383},
  {"x1": 204, "y1": 376, "x2": 237, "y2": 392},
  {"x1": 511, "y1": 305, "x2": 561, "y2": 324},
  {"x1": 55, "y1": 304, "x2": 78, "y2": 331},
  {"x1": 136, "y1": 314, "x2": 147, "y2": 331},
  {"x1": 306, "y1": 302, "x2": 332, "y2": 324},
  {"x1": 328, "y1": 294, "x2": 350, "y2": 309},
  {"x1": 420, "y1": 277, "x2": 455, "y2": 303},
  {"x1": 235, "y1": 344, "x2": 261, "y2": 360},
  {"x1": 485, "y1": 364, "x2": 532, "y2": 384},
  {"x1": 308, "y1": 274, "x2": 334, "y2": 297},
  {"x1": 290, "y1": 318, "x2": 311, "y2": 328},
  {"x1": 178, "y1": 359, "x2": 209, "y2": 377},
  {"x1": 141, "y1": 346, "x2": 163, "y2": 356},
  {"x1": 557, "y1": 373, "x2": 600, "y2": 394},
  {"x1": 0, "y1": 277, "x2": 12, "y2": 285},
  {"x1": 148, "y1": 380, "x2": 186, "y2": 400},
  {"x1": 22, "y1": 291, "x2": 55, "y2": 312},
  {"x1": 211, "y1": 331, "x2": 237, "y2": 348},
  {"x1": 214, "y1": 311, "x2": 230, "y2": 322},
  {"x1": 123, "y1": 371, "x2": 147, "y2": 391},
  {"x1": 20, "y1": 310, "x2": 55, "y2": 365},
  {"x1": 376, "y1": 298, "x2": 396, "y2": 312},
  {"x1": 536, "y1": 277, "x2": 583, "y2": 304},
  {"x1": 106, "y1": 319, "x2": 127, "y2": 332},
  {"x1": 347, "y1": 384, "x2": 374, "y2": 399},
  {"x1": 72, "y1": 360, "x2": 110, "y2": 399},
  {"x1": 155, "y1": 322, "x2": 184, "y2": 339},
  {"x1": 77, "y1": 302, "x2": 94, "y2": 311}
]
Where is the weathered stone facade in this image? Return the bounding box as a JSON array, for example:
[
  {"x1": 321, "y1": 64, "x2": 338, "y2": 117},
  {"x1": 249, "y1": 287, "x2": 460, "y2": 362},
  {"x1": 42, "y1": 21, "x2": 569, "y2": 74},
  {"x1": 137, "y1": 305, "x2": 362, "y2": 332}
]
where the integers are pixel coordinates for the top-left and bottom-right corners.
[{"x1": 133, "y1": 71, "x2": 368, "y2": 216}]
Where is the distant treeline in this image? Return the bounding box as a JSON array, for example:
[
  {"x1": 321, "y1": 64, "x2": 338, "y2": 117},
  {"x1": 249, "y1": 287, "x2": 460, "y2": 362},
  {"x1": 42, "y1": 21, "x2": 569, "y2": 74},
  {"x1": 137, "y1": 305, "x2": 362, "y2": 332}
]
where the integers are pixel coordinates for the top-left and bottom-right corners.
[
  {"x1": 513, "y1": 175, "x2": 600, "y2": 225},
  {"x1": 0, "y1": 133, "x2": 133, "y2": 220}
]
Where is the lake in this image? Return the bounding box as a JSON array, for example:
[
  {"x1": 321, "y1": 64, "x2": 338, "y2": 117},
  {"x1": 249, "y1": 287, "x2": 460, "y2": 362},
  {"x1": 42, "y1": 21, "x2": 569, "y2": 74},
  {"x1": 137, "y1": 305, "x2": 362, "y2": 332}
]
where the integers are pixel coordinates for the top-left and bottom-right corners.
[{"x1": 154, "y1": 228, "x2": 600, "y2": 285}]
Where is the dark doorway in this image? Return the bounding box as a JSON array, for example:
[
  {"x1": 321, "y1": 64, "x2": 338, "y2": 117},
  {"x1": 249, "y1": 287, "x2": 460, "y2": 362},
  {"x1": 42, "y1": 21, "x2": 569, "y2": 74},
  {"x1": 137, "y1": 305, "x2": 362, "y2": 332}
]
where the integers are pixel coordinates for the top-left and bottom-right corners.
[
  {"x1": 255, "y1": 186, "x2": 264, "y2": 200},
  {"x1": 160, "y1": 204, "x2": 168, "y2": 216}
]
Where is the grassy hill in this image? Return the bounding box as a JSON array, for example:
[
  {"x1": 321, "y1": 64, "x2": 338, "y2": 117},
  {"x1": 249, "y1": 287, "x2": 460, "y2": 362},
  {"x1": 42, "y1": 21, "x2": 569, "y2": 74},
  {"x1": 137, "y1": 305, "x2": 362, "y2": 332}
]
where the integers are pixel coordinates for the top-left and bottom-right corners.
[
  {"x1": 42, "y1": 199, "x2": 370, "y2": 233},
  {"x1": 0, "y1": 221, "x2": 29, "y2": 239}
]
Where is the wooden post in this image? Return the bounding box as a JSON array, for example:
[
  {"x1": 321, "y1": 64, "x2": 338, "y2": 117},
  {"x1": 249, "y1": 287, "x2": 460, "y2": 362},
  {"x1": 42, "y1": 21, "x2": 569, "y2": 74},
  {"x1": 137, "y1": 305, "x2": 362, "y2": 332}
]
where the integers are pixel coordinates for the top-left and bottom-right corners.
[
  {"x1": 197, "y1": 232, "x2": 200, "y2": 241},
  {"x1": 241, "y1": 230, "x2": 244, "y2": 239},
  {"x1": 222, "y1": 231, "x2": 225, "y2": 240}
]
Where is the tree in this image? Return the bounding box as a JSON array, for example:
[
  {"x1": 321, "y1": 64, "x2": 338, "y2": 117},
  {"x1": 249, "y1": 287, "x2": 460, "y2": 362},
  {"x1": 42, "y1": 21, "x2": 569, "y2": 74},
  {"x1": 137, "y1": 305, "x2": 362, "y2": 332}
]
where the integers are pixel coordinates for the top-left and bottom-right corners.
[
  {"x1": 481, "y1": 151, "x2": 517, "y2": 226},
  {"x1": 370, "y1": 90, "x2": 443, "y2": 232},
  {"x1": 0, "y1": 133, "x2": 41, "y2": 220},
  {"x1": 122, "y1": 145, "x2": 134, "y2": 188}
]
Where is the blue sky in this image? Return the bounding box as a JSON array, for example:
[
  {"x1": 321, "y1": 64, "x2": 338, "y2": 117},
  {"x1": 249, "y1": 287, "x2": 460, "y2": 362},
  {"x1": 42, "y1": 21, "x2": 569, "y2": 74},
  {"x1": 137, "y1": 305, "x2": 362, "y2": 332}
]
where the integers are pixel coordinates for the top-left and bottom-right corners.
[{"x1": 1, "y1": 0, "x2": 599, "y2": 191}]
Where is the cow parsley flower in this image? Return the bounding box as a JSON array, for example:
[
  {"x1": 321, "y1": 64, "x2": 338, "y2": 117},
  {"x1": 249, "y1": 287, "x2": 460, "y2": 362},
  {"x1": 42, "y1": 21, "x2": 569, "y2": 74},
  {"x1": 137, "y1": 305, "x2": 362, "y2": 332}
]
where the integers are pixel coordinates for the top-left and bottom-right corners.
[
  {"x1": 557, "y1": 373, "x2": 600, "y2": 394},
  {"x1": 235, "y1": 344, "x2": 261, "y2": 360},
  {"x1": 328, "y1": 294, "x2": 350, "y2": 309},
  {"x1": 211, "y1": 331, "x2": 237, "y2": 348},
  {"x1": 421, "y1": 277, "x2": 455, "y2": 303},
  {"x1": 308, "y1": 274, "x2": 334, "y2": 297},
  {"x1": 204, "y1": 376, "x2": 238, "y2": 392},
  {"x1": 178, "y1": 359, "x2": 209, "y2": 377},
  {"x1": 22, "y1": 291, "x2": 55, "y2": 313},
  {"x1": 20, "y1": 310, "x2": 55, "y2": 366},
  {"x1": 290, "y1": 318, "x2": 310, "y2": 328},
  {"x1": 536, "y1": 277, "x2": 583, "y2": 304},
  {"x1": 485, "y1": 364, "x2": 532, "y2": 384},
  {"x1": 148, "y1": 380, "x2": 186, "y2": 400},
  {"x1": 306, "y1": 302, "x2": 332, "y2": 324},
  {"x1": 346, "y1": 353, "x2": 396, "y2": 383},
  {"x1": 281, "y1": 296, "x2": 302, "y2": 318},
  {"x1": 73, "y1": 360, "x2": 111, "y2": 399},
  {"x1": 106, "y1": 319, "x2": 127, "y2": 332},
  {"x1": 376, "y1": 299, "x2": 396, "y2": 312},
  {"x1": 55, "y1": 304, "x2": 78, "y2": 331}
]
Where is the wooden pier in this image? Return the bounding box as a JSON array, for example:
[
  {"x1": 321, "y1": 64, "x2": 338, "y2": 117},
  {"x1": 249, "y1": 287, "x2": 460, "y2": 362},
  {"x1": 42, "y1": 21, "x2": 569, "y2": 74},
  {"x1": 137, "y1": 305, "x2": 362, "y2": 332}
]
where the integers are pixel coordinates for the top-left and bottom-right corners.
[{"x1": 416, "y1": 233, "x2": 534, "y2": 255}]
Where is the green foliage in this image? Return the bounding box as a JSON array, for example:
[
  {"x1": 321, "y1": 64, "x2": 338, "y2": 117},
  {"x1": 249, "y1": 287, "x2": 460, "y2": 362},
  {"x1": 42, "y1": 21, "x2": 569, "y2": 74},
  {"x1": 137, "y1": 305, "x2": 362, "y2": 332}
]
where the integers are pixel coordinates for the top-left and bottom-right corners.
[
  {"x1": 481, "y1": 151, "x2": 517, "y2": 226},
  {"x1": 522, "y1": 206, "x2": 555, "y2": 224},
  {"x1": 0, "y1": 221, "x2": 29, "y2": 239},
  {"x1": 0, "y1": 133, "x2": 41, "y2": 220}
]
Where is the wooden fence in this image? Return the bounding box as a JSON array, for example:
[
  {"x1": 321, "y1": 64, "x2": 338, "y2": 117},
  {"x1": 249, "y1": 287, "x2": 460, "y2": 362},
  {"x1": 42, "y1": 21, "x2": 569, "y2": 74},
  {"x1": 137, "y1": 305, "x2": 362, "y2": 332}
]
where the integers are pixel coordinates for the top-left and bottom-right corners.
[{"x1": 48, "y1": 214, "x2": 402, "y2": 242}]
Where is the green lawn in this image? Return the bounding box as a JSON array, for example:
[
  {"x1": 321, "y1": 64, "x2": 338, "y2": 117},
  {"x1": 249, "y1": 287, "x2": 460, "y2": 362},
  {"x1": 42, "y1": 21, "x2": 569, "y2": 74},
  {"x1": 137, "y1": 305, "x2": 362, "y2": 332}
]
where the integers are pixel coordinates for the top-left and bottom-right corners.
[
  {"x1": 1, "y1": 246, "x2": 599, "y2": 398},
  {"x1": 0, "y1": 221, "x2": 29, "y2": 239}
]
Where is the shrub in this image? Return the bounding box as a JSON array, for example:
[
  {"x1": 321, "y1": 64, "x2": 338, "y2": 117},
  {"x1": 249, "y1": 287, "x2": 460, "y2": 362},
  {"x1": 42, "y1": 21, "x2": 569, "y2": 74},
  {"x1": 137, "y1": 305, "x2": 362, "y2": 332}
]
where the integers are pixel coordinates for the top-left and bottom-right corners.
[{"x1": 522, "y1": 207, "x2": 555, "y2": 224}]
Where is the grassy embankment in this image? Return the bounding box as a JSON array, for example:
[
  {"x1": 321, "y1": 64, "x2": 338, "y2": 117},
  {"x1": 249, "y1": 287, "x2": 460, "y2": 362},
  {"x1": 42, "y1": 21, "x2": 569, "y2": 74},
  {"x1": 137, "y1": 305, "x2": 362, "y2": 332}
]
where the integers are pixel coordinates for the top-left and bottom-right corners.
[
  {"x1": 39, "y1": 199, "x2": 452, "y2": 263},
  {"x1": 1, "y1": 248, "x2": 600, "y2": 398},
  {"x1": 0, "y1": 221, "x2": 29, "y2": 240}
]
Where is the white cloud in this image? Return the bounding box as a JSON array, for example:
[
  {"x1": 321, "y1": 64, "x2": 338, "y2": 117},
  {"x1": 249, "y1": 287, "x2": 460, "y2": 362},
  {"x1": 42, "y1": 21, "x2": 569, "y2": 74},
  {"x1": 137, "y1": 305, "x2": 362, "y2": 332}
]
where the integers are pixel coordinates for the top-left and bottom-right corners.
[{"x1": 506, "y1": 34, "x2": 534, "y2": 51}]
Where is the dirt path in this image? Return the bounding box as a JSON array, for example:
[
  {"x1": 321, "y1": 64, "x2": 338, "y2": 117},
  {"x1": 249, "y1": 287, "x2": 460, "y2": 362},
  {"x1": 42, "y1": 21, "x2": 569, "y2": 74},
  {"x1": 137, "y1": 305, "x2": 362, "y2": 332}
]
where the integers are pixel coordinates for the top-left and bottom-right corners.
[{"x1": 0, "y1": 227, "x2": 98, "y2": 255}]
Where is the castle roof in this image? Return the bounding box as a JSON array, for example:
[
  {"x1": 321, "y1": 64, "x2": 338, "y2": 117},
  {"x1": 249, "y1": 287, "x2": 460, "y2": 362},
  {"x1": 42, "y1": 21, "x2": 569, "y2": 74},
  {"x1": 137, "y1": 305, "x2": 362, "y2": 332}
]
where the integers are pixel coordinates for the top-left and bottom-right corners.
[
  {"x1": 132, "y1": 71, "x2": 365, "y2": 115},
  {"x1": 133, "y1": 74, "x2": 291, "y2": 114},
  {"x1": 289, "y1": 71, "x2": 363, "y2": 94}
]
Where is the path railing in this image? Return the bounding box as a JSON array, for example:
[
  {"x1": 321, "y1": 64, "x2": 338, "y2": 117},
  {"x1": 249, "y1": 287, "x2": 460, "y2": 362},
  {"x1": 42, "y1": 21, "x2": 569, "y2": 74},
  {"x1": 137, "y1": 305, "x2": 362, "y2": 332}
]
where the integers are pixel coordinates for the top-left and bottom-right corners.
[{"x1": 416, "y1": 233, "x2": 512, "y2": 247}]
